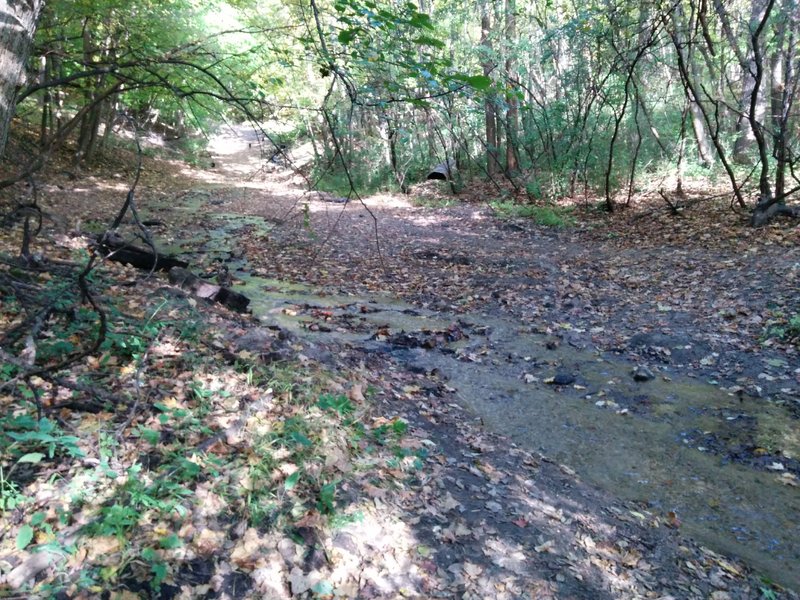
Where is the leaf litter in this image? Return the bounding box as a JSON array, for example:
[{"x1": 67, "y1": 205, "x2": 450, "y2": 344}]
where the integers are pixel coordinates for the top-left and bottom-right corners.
[{"x1": 0, "y1": 131, "x2": 797, "y2": 598}]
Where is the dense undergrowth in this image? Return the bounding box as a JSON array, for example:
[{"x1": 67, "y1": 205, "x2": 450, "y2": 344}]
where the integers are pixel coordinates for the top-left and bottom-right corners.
[{"x1": 0, "y1": 252, "x2": 419, "y2": 596}]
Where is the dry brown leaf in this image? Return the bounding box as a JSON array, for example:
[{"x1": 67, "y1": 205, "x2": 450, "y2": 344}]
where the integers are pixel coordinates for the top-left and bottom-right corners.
[
  {"x1": 192, "y1": 528, "x2": 226, "y2": 556},
  {"x1": 230, "y1": 527, "x2": 264, "y2": 568}
]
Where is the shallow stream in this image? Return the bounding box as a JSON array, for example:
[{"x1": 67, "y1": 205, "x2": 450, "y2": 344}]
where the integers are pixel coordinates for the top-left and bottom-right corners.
[
  {"x1": 240, "y1": 277, "x2": 800, "y2": 591},
  {"x1": 157, "y1": 197, "x2": 800, "y2": 591}
]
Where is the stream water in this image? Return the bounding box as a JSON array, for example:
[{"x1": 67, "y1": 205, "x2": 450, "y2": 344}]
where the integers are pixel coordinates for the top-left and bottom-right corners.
[
  {"x1": 247, "y1": 284, "x2": 800, "y2": 591},
  {"x1": 156, "y1": 195, "x2": 800, "y2": 591}
]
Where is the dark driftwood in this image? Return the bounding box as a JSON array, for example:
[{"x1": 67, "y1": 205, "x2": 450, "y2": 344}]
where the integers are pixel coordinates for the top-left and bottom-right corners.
[
  {"x1": 426, "y1": 159, "x2": 456, "y2": 181},
  {"x1": 168, "y1": 267, "x2": 250, "y2": 313},
  {"x1": 98, "y1": 236, "x2": 188, "y2": 271}
]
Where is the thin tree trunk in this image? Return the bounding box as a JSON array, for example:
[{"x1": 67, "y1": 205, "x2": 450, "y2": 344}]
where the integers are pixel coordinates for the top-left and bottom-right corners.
[
  {"x1": 38, "y1": 54, "x2": 50, "y2": 148},
  {"x1": 688, "y1": 100, "x2": 715, "y2": 167},
  {"x1": 504, "y1": 0, "x2": 519, "y2": 174},
  {"x1": 480, "y1": 0, "x2": 501, "y2": 176},
  {"x1": 676, "y1": 104, "x2": 689, "y2": 196},
  {"x1": 731, "y1": 0, "x2": 769, "y2": 163},
  {"x1": 770, "y1": 8, "x2": 791, "y2": 201},
  {"x1": 670, "y1": 3, "x2": 716, "y2": 167}
]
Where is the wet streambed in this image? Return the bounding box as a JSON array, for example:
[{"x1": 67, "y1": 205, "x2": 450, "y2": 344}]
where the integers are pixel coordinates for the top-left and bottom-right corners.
[
  {"x1": 157, "y1": 201, "x2": 800, "y2": 591},
  {"x1": 239, "y1": 279, "x2": 800, "y2": 590}
]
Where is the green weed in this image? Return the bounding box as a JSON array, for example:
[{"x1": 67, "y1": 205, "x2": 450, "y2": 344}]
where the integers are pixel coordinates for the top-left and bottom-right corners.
[
  {"x1": 490, "y1": 201, "x2": 575, "y2": 227},
  {"x1": 3, "y1": 416, "x2": 85, "y2": 460},
  {"x1": 764, "y1": 313, "x2": 800, "y2": 345}
]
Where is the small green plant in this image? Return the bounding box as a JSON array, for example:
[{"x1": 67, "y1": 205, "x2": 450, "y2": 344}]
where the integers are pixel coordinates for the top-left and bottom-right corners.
[
  {"x1": 764, "y1": 312, "x2": 800, "y2": 345},
  {"x1": 141, "y1": 547, "x2": 169, "y2": 591},
  {"x1": 3, "y1": 416, "x2": 85, "y2": 460},
  {"x1": 759, "y1": 584, "x2": 778, "y2": 600},
  {"x1": 91, "y1": 503, "x2": 140, "y2": 539},
  {"x1": 372, "y1": 417, "x2": 408, "y2": 445},
  {"x1": 317, "y1": 394, "x2": 354, "y2": 416},
  {"x1": 0, "y1": 465, "x2": 27, "y2": 512},
  {"x1": 317, "y1": 481, "x2": 338, "y2": 514},
  {"x1": 525, "y1": 180, "x2": 544, "y2": 200},
  {"x1": 16, "y1": 510, "x2": 52, "y2": 550},
  {"x1": 490, "y1": 201, "x2": 575, "y2": 227}
]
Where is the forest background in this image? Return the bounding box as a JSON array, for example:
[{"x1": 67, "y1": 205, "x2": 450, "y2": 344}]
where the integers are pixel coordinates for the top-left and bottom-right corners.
[{"x1": 1, "y1": 0, "x2": 799, "y2": 597}]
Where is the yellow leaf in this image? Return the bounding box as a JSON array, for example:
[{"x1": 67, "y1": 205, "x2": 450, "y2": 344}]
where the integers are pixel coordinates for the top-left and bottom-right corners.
[
  {"x1": 120, "y1": 363, "x2": 137, "y2": 376},
  {"x1": 716, "y1": 559, "x2": 741, "y2": 576}
]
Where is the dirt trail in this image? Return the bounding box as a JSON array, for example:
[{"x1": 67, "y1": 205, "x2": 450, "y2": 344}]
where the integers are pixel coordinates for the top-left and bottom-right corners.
[{"x1": 150, "y1": 126, "x2": 800, "y2": 596}]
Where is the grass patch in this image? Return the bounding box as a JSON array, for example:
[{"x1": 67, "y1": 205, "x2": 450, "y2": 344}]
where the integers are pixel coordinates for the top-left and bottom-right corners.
[
  {"x1": 411, "y1": 196, "x2": 459, "y2": 209},
  {"x1": 490, "y1": 201, "x2": 576, "y2": 227}
]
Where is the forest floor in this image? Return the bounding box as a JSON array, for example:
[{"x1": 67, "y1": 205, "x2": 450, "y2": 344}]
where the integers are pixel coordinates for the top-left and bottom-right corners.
[{"x1": 0, "y1": 126, "x2": 798, "y2": 599}]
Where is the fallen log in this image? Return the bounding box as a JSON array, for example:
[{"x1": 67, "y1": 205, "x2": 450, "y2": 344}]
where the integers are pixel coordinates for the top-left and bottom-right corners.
[
  {"x1": 168, "y1": 266, "x2": 250, "y2": 313},
  {"x1": 426, "y1": 159, "x2": 456, "y2": 181},
  {"x1": 97, "y1": 234, "x2": 188, "y2": 271}
]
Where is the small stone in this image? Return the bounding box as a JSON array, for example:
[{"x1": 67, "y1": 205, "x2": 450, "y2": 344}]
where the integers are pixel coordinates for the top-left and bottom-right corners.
[
  {"x1": 632, "y1": 365, "x2": 655, "y2": 382},
  {"x1": 552, "y1": 371, "x2": 576, "y2": 386}
]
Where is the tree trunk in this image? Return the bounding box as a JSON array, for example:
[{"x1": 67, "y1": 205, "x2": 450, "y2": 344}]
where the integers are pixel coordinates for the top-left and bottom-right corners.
[
  {"x1": 0, "y1": 0, "x2": 45, "y2": 157},
  {"x1": 769, "y1": 7, "x2": 791, "y2": 201},
  {"x1": 504, "y1": 0, "x2": 519, "y2": 174},
  {"x1": 83, "y1": 99, "x2": 105, "y2": 163},
  {"x1": 38, "y1": 54, "x2": 50, "y2": 148},
  {"x1": 74, "y1": 20, "x2": 95, "y2": 165},
  {"x1": 688, "y1": 100, "x2": 715, "y2": 167},
  {"x1": 671, "y1": 3, "x2": 716, "y2": 167},
  {"x1": 480, "y1": 0, "x2": 501, "y2": 176},
  {"x1": 731, "y1": 0, "x2": 769, "y2": 164}
]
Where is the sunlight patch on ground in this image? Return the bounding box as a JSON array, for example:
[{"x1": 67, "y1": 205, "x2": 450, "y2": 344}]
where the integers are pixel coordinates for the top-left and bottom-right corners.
[
  {"x1": 207, "y1": 130, "x2": 253, "y2": 156},
  {"x1": 408, "y1": 213, "x2": 457, "y2": 226},
  {"x1": 71, "y1": 181, "x2": 129, "y2": 194},
  {"x1": 362, "y1": 193, "x2": 415, "y2": 209}
]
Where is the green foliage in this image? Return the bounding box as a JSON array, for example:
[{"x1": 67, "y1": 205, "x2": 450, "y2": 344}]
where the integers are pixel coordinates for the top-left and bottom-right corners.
[
  {"x1": 0, "y1": 466, "x2": 27, "y2": 512},
  {"x1": 89, "y1": 503, "x2": 140, "y2": 539},
  {"x1": 141, "y1": 547, "x2": 169, "y2": 591},
  {"x1": 328, "y1": 0, "x2": 454, "y2": 102},
  {"x1": 372, "y1": 417, "x2": 408, "y2": 445},
  {"x1": 764, "y1": 313, "x2": 800, "y2": 346},
  {"x1": 311, "y1": 156, "x2": 393, "y2": 197},
  {"x1": 317, "y1": 393, "x2": 355, "y2": 416},
  {"x1": 3, "y1": 416, "x2": 85, "y2": 460},
  {"x1": 317, "y1": 481, "x2": 338, "y2": 514},
  {"x1": 490, "y1": 201, "x2": 575, "y2": 228},
  {"x1": 16, "y1": 524, "x2": 35, "y2": 550}
]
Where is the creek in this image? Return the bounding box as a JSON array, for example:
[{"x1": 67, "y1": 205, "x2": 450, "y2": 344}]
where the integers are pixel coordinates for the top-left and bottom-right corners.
[
  {"x1": 239, "y1": 276, "x2": 800, "y2": 591},
  {"x1": 156, "y1": 191, "x2": 800, "y2": 592}
]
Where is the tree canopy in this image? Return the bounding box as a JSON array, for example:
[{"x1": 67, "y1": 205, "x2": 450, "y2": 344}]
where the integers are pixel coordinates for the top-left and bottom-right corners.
[{"x1": 0, "y1": 0, "x2": 794, "y2": 223}]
